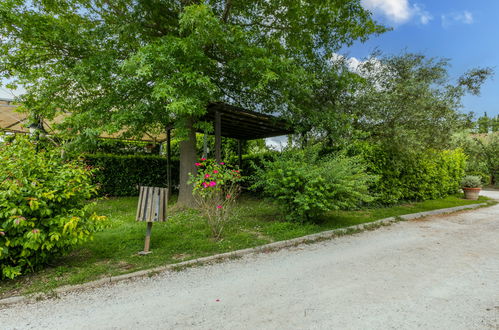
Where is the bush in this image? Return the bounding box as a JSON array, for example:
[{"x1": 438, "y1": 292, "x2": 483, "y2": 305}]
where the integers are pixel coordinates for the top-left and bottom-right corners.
[
  {"x1": 461, "y1": 175, "x2": 482, "y2": 188},
  {"x1": 84, "y1": 154, "x2": 179, "y2": 196},
  {"x1": 252, "y1": 149, "x2": 376, "y2": 221},
  {"x1": 351, "y1": 143, "x2": 466, "y2": 204},
  {"x1": 188, "y1": 158, "x2": 243, "y2": 239},
  {"x1": 0, "y1": 136, "x2": 107, "y2": 279}
]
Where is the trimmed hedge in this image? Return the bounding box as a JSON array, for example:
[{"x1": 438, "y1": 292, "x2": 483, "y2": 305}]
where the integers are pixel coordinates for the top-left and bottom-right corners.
[
  {"x1": 84, "y1": 152, "x2": 271, "y2": 197},
  {"x1": 355, "y1": 144, "x2": 466, "y2": 204},
  {"x1": 84, "y1": 154, "x2": 179, "y2": 196}
]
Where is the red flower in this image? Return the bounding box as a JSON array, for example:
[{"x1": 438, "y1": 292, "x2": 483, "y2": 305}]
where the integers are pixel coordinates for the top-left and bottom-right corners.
[
  {"x1": 201, "y1": 157, "x2": 207, "y2": 161},
  {"x1": 209, "y1": 181, "x2": 217, "y2": 187},
  {"x1": 204, "y1": 174, "x2": 210, "y2": 179},
  {"x1": 216, "y1": 205, "x2": 223, "y2": 209},
  {"x1": 195, "y1": 163, "x2": 202, "y2": 166}
]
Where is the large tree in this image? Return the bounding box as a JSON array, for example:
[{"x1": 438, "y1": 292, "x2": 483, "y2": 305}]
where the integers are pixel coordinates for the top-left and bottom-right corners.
[{"x1": 0, "y1": 0, "x2": 385, "y2": 205}]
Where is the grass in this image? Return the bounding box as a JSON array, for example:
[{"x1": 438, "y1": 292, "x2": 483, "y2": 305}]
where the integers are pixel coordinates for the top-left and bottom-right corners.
[{"x1": 0, "y1": 193, "x2": 493, "y2": 299}]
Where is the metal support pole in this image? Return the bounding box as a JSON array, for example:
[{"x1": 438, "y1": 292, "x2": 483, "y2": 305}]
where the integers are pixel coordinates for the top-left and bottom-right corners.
[
  {"x1": 166, "y1": 128, "x2": 172, "y2": 196},
  {"x1": 238, "y1": 139, "x2": 243, "y2": 168},
  {"x1": 203, "y1": 133, "x2": 208, "y2": 158},
  {"x1": 215, "y1": 111, "x2": 221, "y2": 162}
]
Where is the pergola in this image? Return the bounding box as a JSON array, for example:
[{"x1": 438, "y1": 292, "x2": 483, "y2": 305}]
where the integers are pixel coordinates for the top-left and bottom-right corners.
[{"x1": 1, "y1": 97, "x2": 293, "y2": 192}]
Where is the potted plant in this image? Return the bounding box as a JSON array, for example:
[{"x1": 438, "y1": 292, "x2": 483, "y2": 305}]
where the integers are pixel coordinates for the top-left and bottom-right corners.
[{"x1": 461, "y1": 175, "x2": 482, "y2": 200}]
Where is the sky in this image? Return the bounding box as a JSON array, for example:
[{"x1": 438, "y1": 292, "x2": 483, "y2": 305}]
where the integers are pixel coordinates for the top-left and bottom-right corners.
[
  {"x1": 1, "y1": 0, "x2": 498, "y2": 118},
  {"x1": 346, "y1": 0, "x2": 499, "y2": 117}
]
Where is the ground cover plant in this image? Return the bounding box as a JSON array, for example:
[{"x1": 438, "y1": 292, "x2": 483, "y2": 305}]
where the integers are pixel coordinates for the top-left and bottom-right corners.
[
  {"x1": 0, "y1": 136, "x2": 107, "y2": 280},
  {"x1": 0, "y1": 193, "x2": 491, "y2": 298}
]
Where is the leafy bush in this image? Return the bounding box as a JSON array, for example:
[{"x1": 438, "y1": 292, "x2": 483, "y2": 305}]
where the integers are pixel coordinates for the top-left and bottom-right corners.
[
  {"x1": 188, "y1": 158, "x2": 243, "y2": 239},
  {"x1": 84, "y1": 154, "x2": 179, "y2": 196},
  {"x1": 0, "y1": 136, "x2": 107, "y2": 279},
  {"x1": 351, "y1": 143, "x2": 466, "y2": 204},
  {"x1": 252, "y1": 149, "x2": 376, "y2": 221},
  {"x1": 461, "y1": 175, "x2": 482, "y2": 188},
  {"x1": 451, "y1": 132, "x2": 499, "y2": 185}
]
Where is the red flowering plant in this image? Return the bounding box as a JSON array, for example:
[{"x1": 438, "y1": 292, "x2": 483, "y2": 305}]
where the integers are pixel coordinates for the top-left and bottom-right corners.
[{"x1": 188, "y1": 158, "x2": 243, "y2": 239}]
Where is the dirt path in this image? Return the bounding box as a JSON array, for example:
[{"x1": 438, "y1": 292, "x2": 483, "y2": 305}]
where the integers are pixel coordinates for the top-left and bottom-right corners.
[{"x1": 1, "y1": 191, "x2": 498, "y2": 329}]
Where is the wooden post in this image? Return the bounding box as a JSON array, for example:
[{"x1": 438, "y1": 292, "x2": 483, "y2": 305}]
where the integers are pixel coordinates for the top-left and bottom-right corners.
[
  {"x1": 215, "y1": 110, "x2": 221, "y2": 162},
  {"x1": 141, "y1": 222, "x2": 153, "y2": 255},
  {"x1": 238, "y1": 139, "x2": 243, "y2": 168},
  {"x1": 166, "y1": 128, "x2": 172, "y2": 196}
]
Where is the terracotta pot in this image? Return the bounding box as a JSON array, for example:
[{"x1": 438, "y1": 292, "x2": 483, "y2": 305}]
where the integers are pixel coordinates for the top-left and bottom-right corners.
[{"x1": 463, "y1": 187, "x2": 481, "y2": 200}]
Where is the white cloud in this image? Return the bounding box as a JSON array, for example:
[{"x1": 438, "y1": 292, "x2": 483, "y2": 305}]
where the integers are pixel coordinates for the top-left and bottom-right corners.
[
  {"x1": 265, "y1": 136, "x2": 288, "y2": 151},
  {"x1": 441, "y1": 10, "x2": 474, "y2": 28},
  {"x1": 362, "y1": 0, "x2": 432, "y2": 25}
]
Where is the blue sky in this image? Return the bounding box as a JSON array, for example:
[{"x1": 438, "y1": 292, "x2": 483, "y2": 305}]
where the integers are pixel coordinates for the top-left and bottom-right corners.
[{"x1": 346, "y1": 0, "x2": 499, "y2": 117}]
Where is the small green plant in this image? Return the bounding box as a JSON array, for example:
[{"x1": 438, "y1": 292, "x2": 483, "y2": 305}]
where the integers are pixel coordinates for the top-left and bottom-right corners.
[
  {"x1": 188, "y1": 158, "x2": 243, "y2": 239},
  {"x1": 0, "y1": 135, "x2": 107, "y2": 279},
  {"x1": 461, "y1": 175, "x2": 482, "y2": 188},
  {"x1": 252, "y1": 148, "x2": 376, "y2": 222}
]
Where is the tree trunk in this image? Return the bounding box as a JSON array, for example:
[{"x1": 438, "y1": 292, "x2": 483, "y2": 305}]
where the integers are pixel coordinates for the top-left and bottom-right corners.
[{"x1": 177, "y1": 117, "x2": 198, "y2": 207}]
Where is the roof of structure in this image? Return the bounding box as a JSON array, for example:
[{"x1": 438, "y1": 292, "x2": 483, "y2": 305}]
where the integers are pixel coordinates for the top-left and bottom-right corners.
[{"x1": 203, "y1": 102, "x2": 293, "y2": 140}]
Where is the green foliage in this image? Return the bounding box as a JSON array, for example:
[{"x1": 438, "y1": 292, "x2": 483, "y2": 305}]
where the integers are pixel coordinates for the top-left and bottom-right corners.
[
  {"x1": 252, "y1": 149, "x2": 376, "y2": 221},
  {"x1": 227, "y1": 151, "x2": 276, "y2": 187},
  {"x1": 0, "y1": 135, "x2": 106, "y2": 279},
  {"x1": 84, "y1": 154, "x2": 178, "y2": 196},
  {"x1": 0, "y1": 0, "x2": 384, "y2": 139},
  {"x1": 461, "y1": 175, "x2": 482, "y2": 188},
  {"x1": 305, "y1": 53, "x2": 492, "y2": 151},
  {"x1": 353, "y1": 143, "x2": 466, "y2": 204},
  {"x1": 188, "y1": 158, "x2": 243, "y2": 239},
  {"x1": 451, "y1": 131, "x2": 499, "y2": 185},
  {"x1": 72, "y1": 139, "x2": 161, "y2": 155}
]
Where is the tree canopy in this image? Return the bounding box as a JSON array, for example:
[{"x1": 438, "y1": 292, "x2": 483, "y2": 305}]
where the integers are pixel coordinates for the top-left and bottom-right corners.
[
  {"x1": 0, "y1": 0, "x2": 386, "y2": 204},
  {"x1": 0, "y1": 0, "x2": 385, "y2": 136},
  {"x1": 293, "y1": 52, "x2": 493, "y2": 152}
]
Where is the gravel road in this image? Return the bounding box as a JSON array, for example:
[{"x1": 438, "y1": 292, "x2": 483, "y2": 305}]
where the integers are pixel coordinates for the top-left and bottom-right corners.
[{"x1": 1, "y1": 191, "x2": 498, "y2": 330}]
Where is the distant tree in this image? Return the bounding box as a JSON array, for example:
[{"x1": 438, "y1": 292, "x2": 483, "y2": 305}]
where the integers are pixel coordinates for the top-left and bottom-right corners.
[
  {"x1": 331, "y1": 53, "x2": 492, "y2": 151},
  {"x1": 477, "y1": 112, "x2": 491, "y2": 133},
  {"x1": 0, "y1": 0, "x2": 385, "y2": 205},
  {"x1": 452, "y1": 131, "x2": 499, "y2": 185},
  {"x1": 492, "y1": 115, "x2": 499, "y2": 133}
]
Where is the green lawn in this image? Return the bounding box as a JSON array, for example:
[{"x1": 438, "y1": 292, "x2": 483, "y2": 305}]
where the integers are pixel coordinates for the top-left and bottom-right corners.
[{"x1": 0, "y1": 193, "x2": 492, "y2": 298}]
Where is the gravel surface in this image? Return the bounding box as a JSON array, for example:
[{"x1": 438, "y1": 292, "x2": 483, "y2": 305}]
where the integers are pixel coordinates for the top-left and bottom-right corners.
[{"x1": 1, "y1": 191, "x2": 498, "y2": 330}]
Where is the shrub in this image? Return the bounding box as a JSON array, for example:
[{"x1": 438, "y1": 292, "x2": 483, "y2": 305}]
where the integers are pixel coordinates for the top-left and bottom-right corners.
[
  {"x1": 188, "y1": 159, "x2": 243, "y2": 239},
  {"x1": 461, "y1": 175, "x2": 482, "y2": 188},
  {"x1": 84, "y1": 153, "x2": 179, "y2": 196},
  {"x1": 252, "y1": 149, "x2": 376, "y2": 221},
  {"x1": 350, "y1": 143, "x2": 466, "y2": 204},
  {"x1": 0, "y1": 136, "x2": 107, "y2": 279}
]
